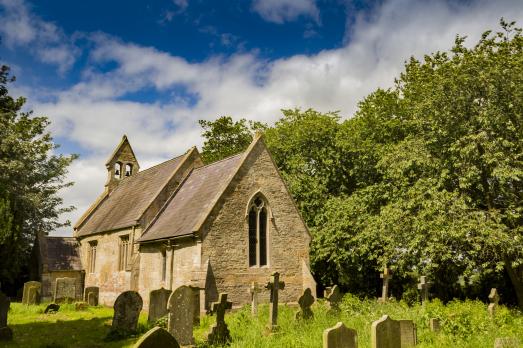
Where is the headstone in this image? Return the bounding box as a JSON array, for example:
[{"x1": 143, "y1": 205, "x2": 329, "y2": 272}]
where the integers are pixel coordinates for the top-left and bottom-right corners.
[
  {"x1": 325, "y1": 285, "x2": 343, "y2": 312},
  {"x1": 0, "y1": 292, "x2": 12, "y2": 341},
  {"x1": 167, "y1": 285, "x2": 194, "y2": 346},
  {"x1": 75, "y1": 302, "x2": 88, "y2": 311},
  {"x1": 148, "y1": 288, "x2": 172, "y2": 324},
  {"x1": 295, "y1": 288, "x2": 315, "y2": 320},
  {"x1": 22, "y1": 281, "x2": 41, "y2": 305},
  {"x1": 429, "y1": 318, "x2": 440, "y2": 333},
  {"x1": 44, "y1": 303, "x2": 60, "y2": 314},
  {"x1": 398, "y1": 320, "x2": 417, "y2": 347},
  {"x1": 248, "y1": 281, "x2": 262, "y2": 316},
  {"x1": 417, "y1": 276, "x2": 430, "y2": 303},
  {"x1": 207, "y1": 293, "x2": 233, "y2": 345},
  {"x1": 133, "y1": 327, "x2": 180, "y2": 348},
  {"x1": 379, "y1": 267, "x2": 393, "y2": 303},
  {"x1": 488, "y1": 288, "x2": 500, "y2": 317},
  {"x1": 323, "y1": 322, "x2": 357, "y2": 348},
  {"x1": 84, "y1": 286, "x2": 99, "y2": 306},
  {"x1": 371, "y1": 315, "x2": 401, "y2": 348},
  {"x1": 54, "y1": 277, "x2": 76, "y2": 303},
  {"x1": 266, "y1": 271, "x2": 285, "y2": 331},
  {"x1": 494, "y1": 337, "x2": 520, "y2": 348},
  {"x1": 111, "y1": 291, "x2": 143, "y2": 336},
  {"x1": 189, "y1": 286, "x2": 202, "y2": 326}
]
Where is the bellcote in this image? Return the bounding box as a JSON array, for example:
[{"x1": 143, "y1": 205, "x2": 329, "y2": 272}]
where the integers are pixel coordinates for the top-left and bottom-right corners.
[{"x1": 105, "y1": 135, "x2": 140, "y2": 193}]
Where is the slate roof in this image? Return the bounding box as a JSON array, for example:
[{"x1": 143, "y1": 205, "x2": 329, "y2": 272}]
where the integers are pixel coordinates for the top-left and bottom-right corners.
[
  {"x1": 138, "y1": 153, "x2": 244, "y2": 242},
  {"x1": 77, "y1": 155, "x2": 185, "y2": 236},
  {"x1": 45, "y1": 237, "x2": 82, "y2": 271}
]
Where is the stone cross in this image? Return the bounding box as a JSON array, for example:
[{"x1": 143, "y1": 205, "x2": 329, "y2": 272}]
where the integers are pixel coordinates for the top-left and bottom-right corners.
[
  {"x1": 323, "y1": 322, "x2": 357, "y2": 348},
  {"x1": 167, "y1": 285, "x2": 195, "y2": 346},
  {"x1": 266, "y1": 272, "x2": 285, "y2": 331},
  {"x1": 84, "y1": 286, "x2": 99, "y2": 306},
  {"x1": 148, "y1": 288, "x2": 172, "y2": 324},
  {"x1": 0, "y1": 291, "x2": 12, "y2": 341},
  {"x1": 111, "y1": 291, "x2": 143, "y2": 336},
  {"x1": 295, "y1": 288, "x2": 315, "y2": 320},
  {"x1": 488, "y1": 288, "x2": 500, "y2": 317},
  {"x1": 371, "y1": 315, "x2": 401, "y2": 348},
  {"x1": 325, "y1": 285, "x2": 343, "y2": 312},
  {"x1": 207, "y1": 293, "x2": 233, "y2": 345},
  {"x1": 248, "y1": 281, "x2": 262, "y2": 316},
  {"x1": 133, "y1": 327, "x2": 180, "y2": 348},
  {"x1": 22, "y1": 281, "x2": 41, "y2": 305},
  {"x1": 379, "y1": 267, "x2": 393, "y2": 303},
  {"x1": 417, "y1": 276, "x2": 430, "y2": 304}
]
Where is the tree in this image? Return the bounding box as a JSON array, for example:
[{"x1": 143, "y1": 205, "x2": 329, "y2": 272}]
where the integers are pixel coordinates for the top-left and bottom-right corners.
[{"x1": 0, "y1": 65, "x2": 77, "y2": 286}]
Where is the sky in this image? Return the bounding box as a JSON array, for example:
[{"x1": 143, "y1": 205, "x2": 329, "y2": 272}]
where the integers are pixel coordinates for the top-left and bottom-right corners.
[{"x1": 1, "y1": 0, "x2": 523, "y2": 236}]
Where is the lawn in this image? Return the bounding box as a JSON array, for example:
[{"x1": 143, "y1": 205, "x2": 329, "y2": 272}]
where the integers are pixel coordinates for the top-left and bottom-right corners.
[{"x1": 5, "y1": 295, "x2": 523, "y2": 347}]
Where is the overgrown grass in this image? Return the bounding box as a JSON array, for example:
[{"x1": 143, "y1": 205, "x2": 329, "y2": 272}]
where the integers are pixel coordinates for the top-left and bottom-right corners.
[{"x1": 6, "y1": 296, "x2": 522, "y2": 347}]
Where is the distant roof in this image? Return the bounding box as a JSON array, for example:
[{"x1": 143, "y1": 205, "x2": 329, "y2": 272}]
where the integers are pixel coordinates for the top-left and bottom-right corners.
[
  {"x1": 77, "y1": 154, "x2": 185, "y2": 237},
  {"x1": 46, "y1": 237, "x2": 82, "y2": 271},
  {"x1": 138, "y1": 153, "x2": 244, "y2": 242}
]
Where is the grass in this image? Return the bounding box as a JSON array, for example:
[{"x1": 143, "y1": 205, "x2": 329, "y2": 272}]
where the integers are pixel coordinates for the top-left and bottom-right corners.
[{"x1": 6, "y1": 295, "x2": 523, "y2": 347}]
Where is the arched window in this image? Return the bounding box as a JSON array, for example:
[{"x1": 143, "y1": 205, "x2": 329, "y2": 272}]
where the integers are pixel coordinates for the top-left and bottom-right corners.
[
  {"x1": 114, "y1": 162, "x2": 122, "y2": 178},
  {"x1": 125, "y1": 164, "x2": 133, "y2": 177},
  {"x1": 248, "y1": 196, "x2": 268, "y2": 267}
]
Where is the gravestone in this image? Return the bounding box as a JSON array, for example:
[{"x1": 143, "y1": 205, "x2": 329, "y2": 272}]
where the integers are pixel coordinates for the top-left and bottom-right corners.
[
  {"x1": 371, "y1": 315, "x2": 401, "y2": 348},
  {"x1": 379, "y1": 268, "x2": 393, "y2": 303},
  {"x1": 207, "y1": 293, "x2": 233, "y2": 345},
  {"x1": 167, "y1": 285, "x2": 194, "y2": 346},
  {"x1": 323, "y1": 322, "x2": 357, "y2": 348},
  {"x1": 429, "y1": 318, "x2": 440, "y2": 333},
  {"x1": 22, "y1": 281, "x2": 41, "y2": 305},
  {"x1": 111, "y1": 291, "x2": 143, "y2": 336},
  {"x1": 494, "y1": 337, "x2": 520, "y2": 348},
  {"x1": 295, "y1": 288, "x2": 315, "y2": 320},
  {"x1": 84, "y1": 286, "x2": 99, "y2": 306},
  {"x1": 0, "y1": 292, "x2": 12, "y2": 341},
  {"x1": 248, "y1": 281, "x2": 262, "y2": 316},
  {"x1": 417, "y1": 276, "x2": 430, "y2": 304},
  {"x1": 266, "y1": 272, "x2": 285, "y2": 331},
  {"x1": 54, "y1": 277, "x2": 76, "y2": 303},
  {"x1": 488, "y1": 288, "x2": 500, "y2": 317},
  {"x1": 325, "y1": 285, "x2": 343, "y2": 312},
  {"x1": 148, "y1": 288, "x2": 172, "y2": 324},
  {"x1": 189, "y1": 286, "x2": 202, "y2": 326},
  {"x1": 75, "y1": 302, "x2": 88, "y2": 311},
  {"x1": 44, "y1": 303, "x2": 60, "y2": 314},
  {"x1": 133, "y1": 327, "x2": 180, "y2": 348},
  {"x1": 398, "y1": 320, "x2": 416, "y2": 347}
]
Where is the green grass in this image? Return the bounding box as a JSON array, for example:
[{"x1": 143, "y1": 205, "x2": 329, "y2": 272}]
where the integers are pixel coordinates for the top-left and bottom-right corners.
[{"x1": 6, "y1": 296, "x2": 523, "y2": 347}]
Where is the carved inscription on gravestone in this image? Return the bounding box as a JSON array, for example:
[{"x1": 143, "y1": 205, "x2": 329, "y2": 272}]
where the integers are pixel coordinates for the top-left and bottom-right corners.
[
  {"x1": 167, "y1": 285, "x2": 194, "y2": 346},
  {"x1": 54, "y1": 278, "x2": 76, "y2": 303}
]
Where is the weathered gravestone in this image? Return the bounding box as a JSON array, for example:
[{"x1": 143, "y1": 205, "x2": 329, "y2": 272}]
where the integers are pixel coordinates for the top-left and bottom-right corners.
[
  {"x1": 325, "y1": 285, "x2": 343, "y2": 312},
  {"x1": 0, "y1": 292, "x2": 12, "y2": 341},
  {"x1": 189, "y1": 285, "x2": 202, "y2": 326},
  {"x1": 111, "y1": 291, "x2": 143, "y2": 336},
  {"x1": 266, "y1": 272, "x2": 285, "y2": 331},
  {"x1": 22, "y1": 281, "x2": 41, "y2": 305},
  {"x1": 429, "y1": 318, "x2": 440, "y2": 333},
  {"x1": 133, "y1": 327, "x2": 180, "y2": 348},
  {"x1": 54, "y1": 277, "x2": 76, "y2": 303},
  {"x1": 44, "y1": 303, "x2": 60, "y2": 314},
  {"x1": 148, "y1": 288, "x2": 172, "y2": 324},
  {"x1": 295, "y1": 288, "x2": 315, "y2": 320},
  {"x1": 494, "y1": 337, "x2": 520, "y2": 348},
  {"x1": 84, "y1": 286, "x2": 99, "y2": 306},
  {"x1": 488, "y1": 288, "x2": 500, "y2": 317},
  {"x1": 398, "y1": 320, "x2": 417, "y2": 347},
  {"x1": 248, "y1": 281, "x2": 262, "y2": 316},
  {"x1": 417, "y1": 276, "x2": 430, "y2": 304},
  {"x1": 371, "y1": 315, "x2": 401, "y2": 348},
  {"x1": 323, "y1": 322, "x2": 357, "y2": 348},
  {"x1": 207, "y1": 293, "x2": 233, "y2": 345},
  {"x1": 167, "y1": 285, "x2": 195, "y2": 346},
  {"x1": 379, "y1": 268, "x2": 393, "y2": 303}
]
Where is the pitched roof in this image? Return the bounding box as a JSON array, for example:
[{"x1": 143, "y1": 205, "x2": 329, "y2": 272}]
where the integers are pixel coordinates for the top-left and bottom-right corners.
[
  {"x1": 76, "y1": 154, "x2": 186, "y2": 237},
  {"x1": 138, "y1": 152, "x2": 244, "y2": 242},
  {"x1": 45, "y1": 237, "x2": 82, "y2": 271}
]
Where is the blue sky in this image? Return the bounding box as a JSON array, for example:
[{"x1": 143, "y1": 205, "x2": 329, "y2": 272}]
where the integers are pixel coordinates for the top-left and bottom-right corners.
[{"x1": 1, "y1": 0, "x2": 522, "y2": 235}]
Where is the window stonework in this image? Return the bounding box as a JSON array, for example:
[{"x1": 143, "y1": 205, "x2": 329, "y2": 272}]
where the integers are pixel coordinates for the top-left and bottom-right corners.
[
  {"x1": 119, "y1": 236, "x2": 130, "y2": 271},
  {"x1": 88, "y1": 241, "x2": 97, "y2": 274},
  {"x1": 248, "y1": 195, "x2": 269, "y2": 267}
]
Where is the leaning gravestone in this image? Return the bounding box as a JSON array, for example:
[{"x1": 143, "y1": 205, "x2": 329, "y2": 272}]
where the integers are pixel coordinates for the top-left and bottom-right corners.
[
  {"x1": 488, "y1": 288, "x2": 500, "y2": 317},
  {"x1": 167, "y1": 285, "x2": 195, "y2": 346},
  {"x1": 133, "y1": 327, "x2": 180, "y2": 348},
  {"x1": 248, "y1": 281, "x2": 262, "y2": 316},
  {"x1": 22, "y1": 281, "x2": 41, "y2": 305},
  {"x1": 54, "y1": 277, "x2": 76, "y2": 303},
  {"x1": 148, "y1": 288, "x2": 172, "y2": 324},
  {"x1": 323, "y1": 322, "x2": 357, "y2": 348},
  {"x1": 494, "y1": 337, "x2": 520, "y2": 348},
  {"x1": 0, "y1": 291, "x2": 12, "y2": 341},
  {"x1": 429, "y1": 318, "x2": 440, "y2": 333},
  {"x1": 371, "y1": 315, "x2": 401, "y2": 348},
  {"x1": 296, "y1": 288, "x2": 315, "y2": 320},
  {"x1": 84, "y1": 286, "x2": 99, "y2": 306},
  {"x1": 398, "y1": 320, "x2": 416, "y2": 347},
  {"x1": 325, "y1": 285, "x2": 343, "y2": 312},
  {"x1": 44, "y1": 303, "x2": 60, "y2": 314},
  {"x1": 111, "y1": 291, "x2": 143, "y2": 336},
  {"x1": 207, "y1": 293, "x2": 233, "y2": 345},
  {"x1": 266, "y1": 272, "x2": 285, "y2": 331}
]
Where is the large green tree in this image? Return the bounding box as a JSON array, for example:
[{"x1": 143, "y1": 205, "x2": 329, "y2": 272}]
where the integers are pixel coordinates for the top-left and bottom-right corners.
[{"x1": 0, "y1": 65, "x2": 77, "y2": 286}]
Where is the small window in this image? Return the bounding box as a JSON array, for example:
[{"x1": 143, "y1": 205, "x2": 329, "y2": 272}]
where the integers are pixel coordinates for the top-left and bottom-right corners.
[
  {"x1": 118, "y1": 236, "x2": 130, "y2": 271},
  {"x1": 248, "y1": 195, "x2": 269, "y2": 267},
  {"x1": 161, "y1": 250, "x2": 167, "y2": 282},
  {"x1": 114, "y1": 162, "x2": 122, "y2": 178},
  {"x1": 125, "y1": 164, "x2": 133, "y2": 177},
  {"x1": 88, "y1": 241, "x2": 97, "y2": 274}
]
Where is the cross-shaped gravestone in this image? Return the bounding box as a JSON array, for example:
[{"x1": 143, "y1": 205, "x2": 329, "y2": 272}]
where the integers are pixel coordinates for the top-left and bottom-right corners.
[
  {"x1": 379, "y1": 267, "x2": 393, "y2": 303},
  {"x1": 266, "y1": 272, "x2": 285, "y2": 331},
  {"x1": 417, "y1": 276, "x2": 431, "y2": 304},
  {"x1": 325, "y1": 285, "x2": 343, "y2": 312},
  {"x1": 0, "y1": 291, "x2": 12, "y2": 341},
  {"x1": 488, "y1": 288, "x2": 500, "y2": 317},
  {"x1": 295, "y1": 288, "x2": 315, "y2": 320},
  {"x1": 207, "y1": 293, "x2": 232, "y2": 345},
  {"x1": 248, "y1": 282, "x2": 262, "y2": 316}
]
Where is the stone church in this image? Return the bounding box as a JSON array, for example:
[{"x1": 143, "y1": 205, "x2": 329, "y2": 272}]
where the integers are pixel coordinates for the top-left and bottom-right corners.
[{"x1": 74, "y1": 134, "x2": 315, "y2": 310}]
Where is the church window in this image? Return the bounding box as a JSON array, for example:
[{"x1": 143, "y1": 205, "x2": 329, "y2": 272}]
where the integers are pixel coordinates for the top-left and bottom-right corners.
[
  {"x1": 161, "y1": 250, "x2": 167, "y2": 281},
  {"x1": 119, "y1": 235, "x2": 130, "y2": 271},
  {"x1": 125, "y1": 164, "x2": 133, "y2": 177},
  {"x1": 114, "y1": 162, "x2": 122, "y2": 178},
  {"x1": 88, "y1": 241, "x2": 97, "y2": 273},
  {"x1": 248, "y1": 195, "x2": 269, "y2": 267}
]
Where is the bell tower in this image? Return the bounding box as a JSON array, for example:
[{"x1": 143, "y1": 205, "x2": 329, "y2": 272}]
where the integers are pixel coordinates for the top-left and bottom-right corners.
[{"x1": 105, "y1": 135, "x2": 140, "y2": 193}]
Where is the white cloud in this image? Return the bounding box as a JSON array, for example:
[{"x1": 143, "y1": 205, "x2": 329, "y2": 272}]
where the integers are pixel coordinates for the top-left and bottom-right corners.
[{"x1": 252, "y1": 0, "x2": 320, "y2": 24}]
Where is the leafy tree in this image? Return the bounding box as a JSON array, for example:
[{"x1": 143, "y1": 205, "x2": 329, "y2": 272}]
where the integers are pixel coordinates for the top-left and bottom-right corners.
[{"x1": 0, "y1": 65, "x2": 77, "y2": 286}]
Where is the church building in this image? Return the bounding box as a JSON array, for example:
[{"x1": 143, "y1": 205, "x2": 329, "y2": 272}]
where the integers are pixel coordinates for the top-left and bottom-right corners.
[{"x1": 74, "y1": 134, "x2": 315, "y2": 309}]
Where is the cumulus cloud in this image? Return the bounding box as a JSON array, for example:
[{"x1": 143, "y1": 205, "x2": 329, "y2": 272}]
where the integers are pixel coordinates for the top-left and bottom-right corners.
[{"x1": 252, "y1": 0, "x2": 320, "y2": 24}]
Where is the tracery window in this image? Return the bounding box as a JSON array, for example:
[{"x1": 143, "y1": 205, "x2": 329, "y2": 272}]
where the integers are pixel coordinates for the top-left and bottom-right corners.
[{"x1": 248, "y1": 196, "x2": 268, "y2": 267}]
